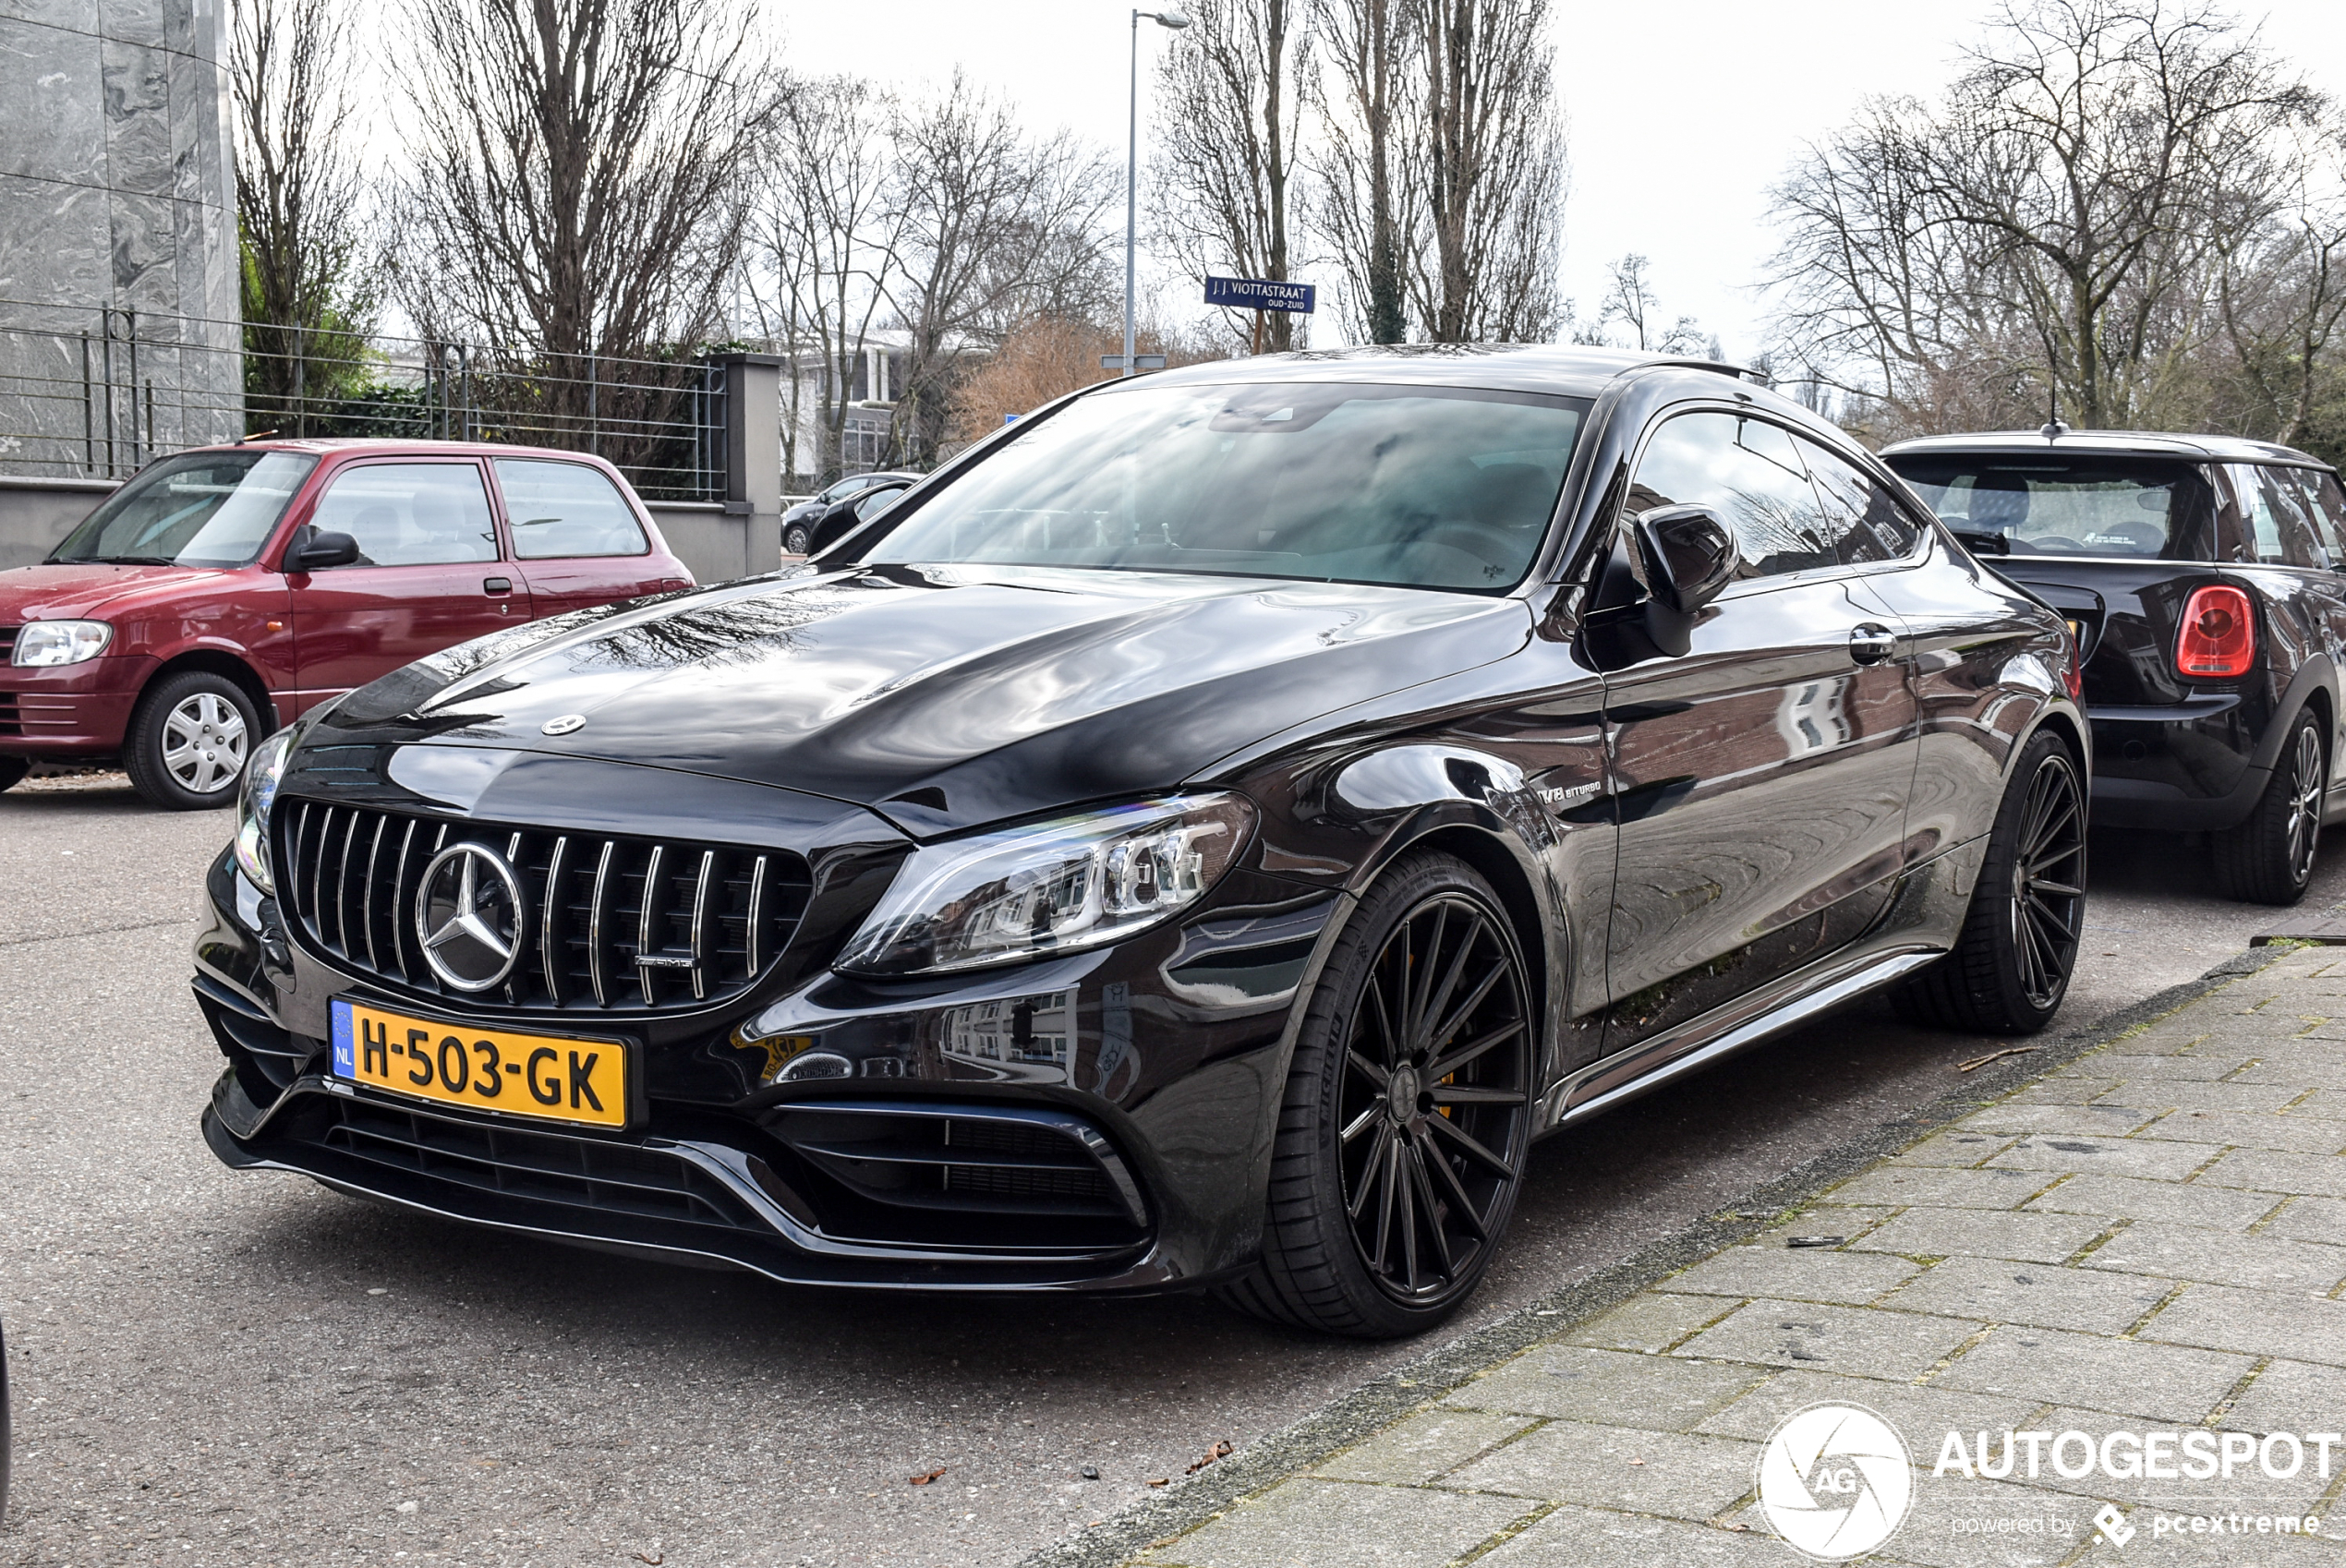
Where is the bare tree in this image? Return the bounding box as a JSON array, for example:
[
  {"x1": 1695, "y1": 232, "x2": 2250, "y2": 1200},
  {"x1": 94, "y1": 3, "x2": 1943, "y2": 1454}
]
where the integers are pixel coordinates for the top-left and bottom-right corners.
[
  {"x1": 1153, "y1": 0, "x2": 1313, "y2": 352},
  {"x1": 392, "y1": 0, "x2": 772, "y2": 427},
  {"x1": 1582, "y1": 254, "x2": 1719, "y2": 356},
  {"x1": 756, "y1": 74, "x2": 910, "y2": 487},
  {"x1": 232, "y1": 0, "x2": 374, "y2": 432},
  {"x1": 2212, "y1": 129, "x2": 2346, "y2": 446},
  {"x1": 1771, "y1": 0, "x2": 2328, "y2": 436},
  {"x1": 887, "y1": 75, "x2": 1117, "y2": 462},
  {"x1": 1312, "y1": 0, "x2": 1418, "y2": 344},
  {"x1": 1414, "y1": 0, "x2": 1565, "y2": 343}
]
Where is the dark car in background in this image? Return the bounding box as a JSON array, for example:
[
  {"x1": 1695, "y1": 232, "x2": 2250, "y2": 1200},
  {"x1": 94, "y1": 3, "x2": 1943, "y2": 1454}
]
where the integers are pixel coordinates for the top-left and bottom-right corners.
[
  {"x1": 792, "y1": 475, "x2": 917, "y2": 559},
  {"x1": 782, "y1": 470, "x2": 918, "y2": 556},
  {"x1": 195, "y1": 347, "x2": 2084, "y2": 1338},
  {"x1": 1882, "y1": 430, "x2": 2346, "y2": 904},
  {"x1": 0, "y1": 440, "x2": 693, "y2": 809}
]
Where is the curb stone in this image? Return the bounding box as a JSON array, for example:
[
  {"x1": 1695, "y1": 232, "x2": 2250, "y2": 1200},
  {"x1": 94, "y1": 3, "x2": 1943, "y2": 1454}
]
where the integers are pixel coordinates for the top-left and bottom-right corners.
[{"x1": 1012, "y1": 946, "x2": 2291, "y2": 1568}]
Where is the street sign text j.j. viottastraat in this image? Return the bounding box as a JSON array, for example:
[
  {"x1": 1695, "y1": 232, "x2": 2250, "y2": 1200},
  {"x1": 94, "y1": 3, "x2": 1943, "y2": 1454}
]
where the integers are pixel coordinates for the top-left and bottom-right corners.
[{"x1": 1203, "y1": 275, "x2": 1315, "y2": 314}]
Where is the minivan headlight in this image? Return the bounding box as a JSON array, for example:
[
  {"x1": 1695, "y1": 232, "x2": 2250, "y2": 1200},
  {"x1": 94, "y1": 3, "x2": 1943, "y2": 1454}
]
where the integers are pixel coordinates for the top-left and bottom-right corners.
[
  {"x1": 12, "y1": 620, "x2": 111, "y2": 666},
  {"x1": 234, "y1": 729, "x2": 296, "y2": 895},
  {"x1": 835, "y1": 793, "x2": 1255, "y2": 976}
]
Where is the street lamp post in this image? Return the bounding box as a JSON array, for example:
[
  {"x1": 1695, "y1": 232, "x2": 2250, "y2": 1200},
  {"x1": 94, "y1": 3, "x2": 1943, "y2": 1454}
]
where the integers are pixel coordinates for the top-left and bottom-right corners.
[{"x1": 1125, "y1": 7, "x2": 1190, "y2": 378}]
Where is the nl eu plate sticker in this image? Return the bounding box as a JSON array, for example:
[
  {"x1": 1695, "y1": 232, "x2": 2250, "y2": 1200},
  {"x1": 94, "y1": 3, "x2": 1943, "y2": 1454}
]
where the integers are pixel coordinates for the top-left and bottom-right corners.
[{"x1": 331, "y1": 997, "x2": 355, "y2": 1076}]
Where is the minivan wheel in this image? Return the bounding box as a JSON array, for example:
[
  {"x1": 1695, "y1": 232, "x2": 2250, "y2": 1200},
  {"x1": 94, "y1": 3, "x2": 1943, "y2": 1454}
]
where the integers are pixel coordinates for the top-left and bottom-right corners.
[
  {"x1": 124, "y1": 671, "x2": 258, "y2": 810},
  {"x1": 2214, "y1": 709, "x2": 2326, "y2": 906},
  {"x1": 1894, "y1": 730, "x2": 2086, "y2": 1035},
  {"x1": 0, "y1": 756, "x2": 26, "y2": 793},
  {"x1": 1218, "y1": 852, "x2": 1533, "y2": 1339}
]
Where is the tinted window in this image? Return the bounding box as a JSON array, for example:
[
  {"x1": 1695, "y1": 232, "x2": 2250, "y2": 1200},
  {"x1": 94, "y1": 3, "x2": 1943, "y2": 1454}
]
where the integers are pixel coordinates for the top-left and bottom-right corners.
[
  {"x1": 2294, "y1": 468, "x2": 2346, "y2": 566},
  {"x1": 2233, "y1": 465, "x2": 2331, "y2": 569},
  {"x1": 308, "y1": 463, "x2": 498, "y2": 566},
  {"x1": 50, "y1": 450, "x2": 318, "y2": 568},
  {"x1": 1884, "y1": 454, "x2": 2219, "y2": 560},
  {"x1": 495, "y1": 460, "x2": 649, "y2": 559},
  {"x1": 1629, "y1": 412, "x2": 1835, "y2": 579},
  {"x1": 862, "y1": 382, "x2": 1589, "y2": 593},
  {"x1": 1798, "y1": 437, "x2": 1922, "y2": 565}
]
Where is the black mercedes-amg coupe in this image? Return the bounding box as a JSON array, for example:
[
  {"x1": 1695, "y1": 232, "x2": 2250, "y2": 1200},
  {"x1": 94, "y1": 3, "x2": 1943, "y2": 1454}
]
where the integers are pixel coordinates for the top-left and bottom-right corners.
[{"x1": 194, "y1": 346, "x2": 2086, "y2": 1337}]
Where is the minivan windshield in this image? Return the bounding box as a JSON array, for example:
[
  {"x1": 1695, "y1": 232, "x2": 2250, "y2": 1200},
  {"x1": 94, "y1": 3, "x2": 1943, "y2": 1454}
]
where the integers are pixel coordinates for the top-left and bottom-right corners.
[
  {"x1": 1883, "y1": 453, "x2": 2219, "y2": 561},
  {"x1": 861, "y1": 381, "x2": 1590, "y2": 593},
  {"x1": 49, "y1": 450, "x2": 319, "y2": 568}
]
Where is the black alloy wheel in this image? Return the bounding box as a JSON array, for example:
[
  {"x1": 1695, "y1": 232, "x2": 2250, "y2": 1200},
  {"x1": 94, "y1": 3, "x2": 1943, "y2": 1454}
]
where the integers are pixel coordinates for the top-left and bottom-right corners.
[
  {"x1": 1221, "y1": 853, "x2": 1534, "y2": 1338},
  {"x1": 2215, "y1": 708, "x2": 2327, "y2": 905},
  {"x1": 1895, "y1": 730, "x2": 2086, "y2": 1034}
]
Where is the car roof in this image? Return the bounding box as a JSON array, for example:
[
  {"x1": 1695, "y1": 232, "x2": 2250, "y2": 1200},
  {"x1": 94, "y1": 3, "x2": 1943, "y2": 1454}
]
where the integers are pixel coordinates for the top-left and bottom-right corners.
[
  {"x1": 1880, "y1": 428, "x2": 2329, "y2": 467},
  {"x1": 1119, "y1": 343, "x2": 1765, "y2": 403},
  {"x1": 180, "y1": 437, "x2": 621, "y2": 464}
]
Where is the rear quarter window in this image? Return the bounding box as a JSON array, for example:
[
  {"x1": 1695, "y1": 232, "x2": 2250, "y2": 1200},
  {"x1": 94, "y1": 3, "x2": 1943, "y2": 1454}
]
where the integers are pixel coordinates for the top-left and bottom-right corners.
[{"x1": 495, "y1": 460, "x2": 650, "y2": 560}]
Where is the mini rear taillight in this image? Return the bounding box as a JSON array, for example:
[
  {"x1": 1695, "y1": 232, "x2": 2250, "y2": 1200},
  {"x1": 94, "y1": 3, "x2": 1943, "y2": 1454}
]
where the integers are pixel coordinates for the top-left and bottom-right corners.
[{"x1": 2176, "y1": 585, "x2": 2255, "y2": 677}]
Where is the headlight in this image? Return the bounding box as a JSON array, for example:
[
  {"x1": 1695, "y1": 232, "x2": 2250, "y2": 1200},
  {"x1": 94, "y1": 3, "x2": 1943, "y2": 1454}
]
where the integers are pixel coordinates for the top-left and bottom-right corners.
[
  {"x1": 12, "y1": 620, "x2": 111, "y2": 666},
  {"x1": 234, "y1": 729, "x2": 296, "y2": 895},
  {"x1": 836, "y1": 793, "x2": 1255, "y2": 975}
]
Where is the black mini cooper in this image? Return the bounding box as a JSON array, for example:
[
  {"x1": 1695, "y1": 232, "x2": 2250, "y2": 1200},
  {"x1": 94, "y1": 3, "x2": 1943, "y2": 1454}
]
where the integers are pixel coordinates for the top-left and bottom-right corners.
[
  {"x1": 1883, "y1": 429, "x2": 2346, "y2": 905},
  {"x1": 196, "y1": 347, "x2": 2085, "y2": 1337}
]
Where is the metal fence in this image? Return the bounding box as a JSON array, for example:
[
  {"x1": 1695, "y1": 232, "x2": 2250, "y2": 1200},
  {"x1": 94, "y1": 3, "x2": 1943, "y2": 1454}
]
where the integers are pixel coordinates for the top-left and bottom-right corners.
[{"x1": 0, "y1": 300, "x2": 731, "y2": 502}]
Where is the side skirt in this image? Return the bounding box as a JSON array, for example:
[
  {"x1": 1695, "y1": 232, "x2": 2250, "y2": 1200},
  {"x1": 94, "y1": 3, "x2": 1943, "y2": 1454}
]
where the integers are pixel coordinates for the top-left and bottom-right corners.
[{"x1": 1536, "y1": 944, "x2": 1943, "y2": 1134}]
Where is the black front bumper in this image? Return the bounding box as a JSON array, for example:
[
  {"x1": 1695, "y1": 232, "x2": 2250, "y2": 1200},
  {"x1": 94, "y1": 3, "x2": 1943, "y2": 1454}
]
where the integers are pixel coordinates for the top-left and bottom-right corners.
[{"x1": 193, "y1": 841, "x2": 1339, "y2": 1295}]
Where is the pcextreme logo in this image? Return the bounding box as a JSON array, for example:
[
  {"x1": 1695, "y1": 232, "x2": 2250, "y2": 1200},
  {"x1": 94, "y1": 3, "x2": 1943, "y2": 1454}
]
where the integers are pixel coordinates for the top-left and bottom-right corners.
[{"x1": 1758, "y1": 1403, "x2": 1916, "y2": 1562}]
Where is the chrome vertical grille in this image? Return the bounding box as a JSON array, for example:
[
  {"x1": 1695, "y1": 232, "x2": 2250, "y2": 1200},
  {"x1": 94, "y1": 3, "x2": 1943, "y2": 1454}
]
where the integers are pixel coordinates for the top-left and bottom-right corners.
[{"x1": 279, "y1": 801, "x2": 812, "y2": 1014}]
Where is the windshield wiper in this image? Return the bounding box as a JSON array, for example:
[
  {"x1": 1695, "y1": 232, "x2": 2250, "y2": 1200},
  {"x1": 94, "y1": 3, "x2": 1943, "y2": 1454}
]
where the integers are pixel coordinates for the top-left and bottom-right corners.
[{"x1": 94, "y1": 554, "x2": 179, "y2": 565}]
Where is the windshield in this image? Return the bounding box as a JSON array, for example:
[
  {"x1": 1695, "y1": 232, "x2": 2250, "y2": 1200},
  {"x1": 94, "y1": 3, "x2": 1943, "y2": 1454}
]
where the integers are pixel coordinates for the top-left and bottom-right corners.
[
  {"x1": 1883, "y1": 453, "x2": 2219, "y2": 561},
  {"x1": 859, "y1": 381, "x2": 1590, "y2": 593},
  {"x1": 50, "y1": 450, "x2": 319, "y2": 568}
]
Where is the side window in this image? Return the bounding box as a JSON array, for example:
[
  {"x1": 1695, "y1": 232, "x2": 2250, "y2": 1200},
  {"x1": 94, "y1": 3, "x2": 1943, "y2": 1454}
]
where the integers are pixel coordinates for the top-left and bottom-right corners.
[
  {"x1": 494, "y1": 459, "x2": 650, "y2": 560},
  {"x1": 1798, "y1": 436, "x2": 1923, "y2": 565},
  {"x1": 2289, "y1": 469, "x2": 2346, "y2": 568},
  {"x1": 2233, "y1": 465, "x2": 2329, "y2": 569},
  {"x1": 306, "y1": 463, "x2": 498, "y2": 566},
  {"x1": 1628, "y1": 411, "x2": 1834, "y2": 580}
]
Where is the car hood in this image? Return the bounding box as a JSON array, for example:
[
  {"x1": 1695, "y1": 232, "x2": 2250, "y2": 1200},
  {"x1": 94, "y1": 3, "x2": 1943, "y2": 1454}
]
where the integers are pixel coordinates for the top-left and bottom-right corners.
[
  {"x1": 312, "y1": 563, "x2": 1531, "y2": 835},
  {"x1": 0, "y1": 561, "x2": 239, "y2": 621}
]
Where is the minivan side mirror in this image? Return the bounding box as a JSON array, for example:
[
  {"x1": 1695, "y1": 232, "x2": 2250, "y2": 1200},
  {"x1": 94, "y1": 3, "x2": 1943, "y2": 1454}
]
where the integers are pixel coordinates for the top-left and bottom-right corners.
[
  {"x1": 291, "y1": 527, "x2": 361, "y2": 571},
  {"x1": 1633, "y1": 504, "x2": 1739, "y2": 615}
]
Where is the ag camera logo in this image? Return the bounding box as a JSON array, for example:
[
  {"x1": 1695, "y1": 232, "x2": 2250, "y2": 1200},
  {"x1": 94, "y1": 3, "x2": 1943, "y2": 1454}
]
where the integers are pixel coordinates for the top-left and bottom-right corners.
[{"x1": 1759, "y1": 1403, "x2": 1915, "y2": 1561}]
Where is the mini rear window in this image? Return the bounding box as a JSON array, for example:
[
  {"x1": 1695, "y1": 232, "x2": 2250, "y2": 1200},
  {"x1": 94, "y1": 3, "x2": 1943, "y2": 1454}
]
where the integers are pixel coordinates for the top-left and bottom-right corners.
[{"x1": 1882, "y1": 454, "x2": 2219, "y2": 561}]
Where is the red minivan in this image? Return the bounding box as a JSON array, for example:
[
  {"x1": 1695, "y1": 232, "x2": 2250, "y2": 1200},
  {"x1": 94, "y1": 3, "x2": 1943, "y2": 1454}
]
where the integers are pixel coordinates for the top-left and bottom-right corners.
[{"x1": 0, "y1": 440, "x2": 694, "y2": 808}]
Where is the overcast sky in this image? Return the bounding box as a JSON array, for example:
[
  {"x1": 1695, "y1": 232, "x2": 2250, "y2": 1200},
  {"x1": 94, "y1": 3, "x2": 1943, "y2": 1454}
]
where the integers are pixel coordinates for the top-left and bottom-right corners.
[{"x1": 766, "y1": 0, "x2": 2346, "y2": 358}]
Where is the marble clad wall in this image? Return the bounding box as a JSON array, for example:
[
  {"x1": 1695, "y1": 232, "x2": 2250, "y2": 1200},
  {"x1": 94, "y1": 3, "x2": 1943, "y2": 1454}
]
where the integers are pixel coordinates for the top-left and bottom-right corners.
[{"x1": 0, "y1": 0, "x2": 242, "y2": 474}]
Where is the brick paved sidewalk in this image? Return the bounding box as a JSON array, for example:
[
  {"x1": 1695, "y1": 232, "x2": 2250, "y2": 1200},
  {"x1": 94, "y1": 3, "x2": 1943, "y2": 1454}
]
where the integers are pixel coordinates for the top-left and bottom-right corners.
[{"x1": 1114, "y1": 946, "x2": 2346, "y2": 1568}]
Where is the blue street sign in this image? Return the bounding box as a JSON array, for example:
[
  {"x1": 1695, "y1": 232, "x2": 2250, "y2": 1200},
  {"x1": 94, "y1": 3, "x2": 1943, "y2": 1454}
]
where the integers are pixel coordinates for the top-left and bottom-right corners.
[{"x1": 1204, "y1": 275, "x2": 1315, "y2": 314}]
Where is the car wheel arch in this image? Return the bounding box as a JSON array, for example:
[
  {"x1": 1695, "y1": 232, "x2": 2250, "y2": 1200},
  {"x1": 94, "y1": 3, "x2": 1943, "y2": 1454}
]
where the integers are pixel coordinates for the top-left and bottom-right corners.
[{"x1": 142, "y1": 649, "x2": 278, "y2": 734}]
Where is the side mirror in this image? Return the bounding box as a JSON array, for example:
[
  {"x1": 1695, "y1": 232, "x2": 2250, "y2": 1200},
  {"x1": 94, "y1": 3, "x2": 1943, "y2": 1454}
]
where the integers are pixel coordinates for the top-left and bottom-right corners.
[
  {"x1": 1633, "y1": 504, "x2": 1738, "y2": 615},
  {"x1": 291, "y1": 527, "x2": 361, "y2": 571}
]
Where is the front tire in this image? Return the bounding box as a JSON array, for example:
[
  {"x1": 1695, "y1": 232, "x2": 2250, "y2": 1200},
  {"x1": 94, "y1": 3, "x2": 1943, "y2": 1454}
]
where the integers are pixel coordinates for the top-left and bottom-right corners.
[
  {"x1": 0, "y1": 756, "x2": 26, "y2": 793},
  {"x1": 2214, "y1": 708, "x2": 2326, "y2": 905},
  {"x1": 123, "y1": 671, "x2": 257, "y2": 811},
  {"x1": 1220, "y1": 852, "x2": 1534, "y2": 1339},
  {"x1": 1895, "y1": 730, "x2": 2086, "y2": 1035}
]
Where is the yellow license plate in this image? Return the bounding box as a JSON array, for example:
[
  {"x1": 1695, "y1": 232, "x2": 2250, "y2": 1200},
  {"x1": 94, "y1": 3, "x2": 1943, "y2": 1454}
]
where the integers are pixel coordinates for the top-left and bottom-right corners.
[{"x1": 330, "y1": 998, "x2": 630, "y2": 1129}]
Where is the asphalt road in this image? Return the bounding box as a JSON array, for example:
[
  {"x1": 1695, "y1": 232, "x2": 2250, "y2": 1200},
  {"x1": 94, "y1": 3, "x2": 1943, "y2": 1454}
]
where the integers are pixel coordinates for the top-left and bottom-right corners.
[{"x1": 0, "y1": 775, "x2": 2336, "y2": 1568}]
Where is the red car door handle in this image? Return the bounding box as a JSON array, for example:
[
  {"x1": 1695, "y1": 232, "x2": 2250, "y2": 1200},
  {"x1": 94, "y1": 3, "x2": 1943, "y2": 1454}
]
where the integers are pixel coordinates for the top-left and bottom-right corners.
[{"x1": 484, "y1": 577, "x2": 512, "y2": 595}]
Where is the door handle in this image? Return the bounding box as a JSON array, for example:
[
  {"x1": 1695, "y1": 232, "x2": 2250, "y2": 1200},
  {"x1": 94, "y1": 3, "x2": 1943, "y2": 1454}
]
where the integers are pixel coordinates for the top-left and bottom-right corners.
[
  {"x1": 484, "y1": 577, "x2": 512, "y2": 595},
  {"x1": 1849, "y1": 623, "x2": 1897, "y2": 665}
]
